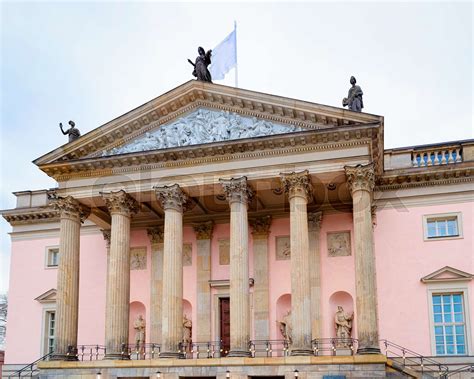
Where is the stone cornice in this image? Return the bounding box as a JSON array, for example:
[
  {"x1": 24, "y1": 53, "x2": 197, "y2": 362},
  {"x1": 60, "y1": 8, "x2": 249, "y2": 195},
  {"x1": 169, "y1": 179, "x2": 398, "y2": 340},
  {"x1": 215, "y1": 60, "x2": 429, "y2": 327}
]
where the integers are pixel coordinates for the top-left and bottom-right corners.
[
  {"x1": 280, "y1": 170, "x2": 313, "y2": 202},
  {"x1": 154, "y1": 184, "x2": 190, "y2": 213},
  {"x1": 38, "y1": 124, "x2": 381, "y2": 181},
  {"x1": 50, "y1": 196, "x2": 90, "y2": 223},
  {"x1": 101, "y1": 190, "x2": 140, "y2": 216},
  {"x1": 219, "y1": 176, "x2": 254, "y2": 205},
  {"x1": 34, "y1": 81, "x2": 383, "y2": 167},
  {"x1": 192, "y1": 221, "x2": 214, "y2": 240},
  {"x1": 345, "y1": 163, "x2": 375, "y2": 193},
  {"x1": 2, "y1": 206, "x2": 59, "y2": 226}
]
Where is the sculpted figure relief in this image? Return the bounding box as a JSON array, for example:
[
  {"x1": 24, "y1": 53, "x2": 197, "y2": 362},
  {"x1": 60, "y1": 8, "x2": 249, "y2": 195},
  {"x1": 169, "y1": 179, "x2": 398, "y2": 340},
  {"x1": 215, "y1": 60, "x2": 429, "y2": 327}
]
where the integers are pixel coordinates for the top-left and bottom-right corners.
[
  {"x1": 103, "y1": 109, "x2": 302, "y2": 156},
  {"x1": 334, "y1": 306, "x2": 353, "y2": 347},
  {"x1": 59, "y1": 120, "x2": 80, "y2": 142},
  {"x1": 342, "y1": 76, "x2": 364, "y2": 112},
  {"x1": 188, "y1": 47, "x2": 212, "y2": 83},
  {"x1": 134, "y1": 314, "x2": 146, "y2": 352},
  {"x1": 182, "y1": 314, "x2": 192, "y2": 351},
  {"x1": 277, "y1": 310, "x2": 292, "y2": 344}
]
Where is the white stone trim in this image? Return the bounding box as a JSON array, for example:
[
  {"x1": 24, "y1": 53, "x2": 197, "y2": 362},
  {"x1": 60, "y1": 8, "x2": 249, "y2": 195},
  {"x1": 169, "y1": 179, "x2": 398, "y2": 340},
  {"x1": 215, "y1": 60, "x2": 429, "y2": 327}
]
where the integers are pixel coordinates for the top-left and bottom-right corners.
[
  {"x1": 422, "y1": 212, "x2": 463, "y2": 242},
  {"x1": 40, "y1": 304, "x2": 56, "y2": 356},
  {"x1": 44, "y1": 245, "x2": 59, "y2": 269},
  {"x1": 425, "y1": 282, "x2": 472, "y2": 356}
]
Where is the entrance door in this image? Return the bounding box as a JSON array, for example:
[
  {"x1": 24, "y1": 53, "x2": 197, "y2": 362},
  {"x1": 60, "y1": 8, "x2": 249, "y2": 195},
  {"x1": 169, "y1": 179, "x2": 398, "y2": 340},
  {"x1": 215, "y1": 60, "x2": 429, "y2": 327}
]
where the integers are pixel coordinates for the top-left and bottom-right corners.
[{"x1": 219, "y1": 297, "x2": 230, "y2": 356}]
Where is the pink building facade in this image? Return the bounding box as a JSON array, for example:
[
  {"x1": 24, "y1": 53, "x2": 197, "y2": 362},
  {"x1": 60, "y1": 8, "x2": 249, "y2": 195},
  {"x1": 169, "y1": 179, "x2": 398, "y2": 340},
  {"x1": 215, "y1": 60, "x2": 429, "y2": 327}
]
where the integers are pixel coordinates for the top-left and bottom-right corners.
[{"x1": 2, "y1": 81, "x2": 473, "y2": 378}]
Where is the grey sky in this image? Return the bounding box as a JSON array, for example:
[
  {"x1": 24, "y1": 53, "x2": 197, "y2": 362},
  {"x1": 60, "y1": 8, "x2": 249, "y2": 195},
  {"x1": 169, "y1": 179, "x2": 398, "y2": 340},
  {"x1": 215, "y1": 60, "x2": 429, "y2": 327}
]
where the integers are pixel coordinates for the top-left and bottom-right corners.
[{"x1": 1, "y1": 1, "x2": 472, "y2": 293}]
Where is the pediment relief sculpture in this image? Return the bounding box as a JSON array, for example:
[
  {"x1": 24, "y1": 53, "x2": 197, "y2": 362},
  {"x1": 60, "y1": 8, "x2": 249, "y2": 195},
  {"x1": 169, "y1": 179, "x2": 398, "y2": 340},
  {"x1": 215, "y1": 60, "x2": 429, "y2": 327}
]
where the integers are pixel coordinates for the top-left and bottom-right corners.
[{"x1": 103, "y1": 108, "x2": 303, "y2": 156}]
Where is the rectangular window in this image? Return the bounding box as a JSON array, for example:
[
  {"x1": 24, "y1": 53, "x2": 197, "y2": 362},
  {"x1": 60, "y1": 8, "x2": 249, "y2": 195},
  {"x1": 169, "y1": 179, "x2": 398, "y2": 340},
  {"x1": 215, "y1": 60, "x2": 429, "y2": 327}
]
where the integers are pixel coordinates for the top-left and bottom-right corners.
[
  {"x1": 47, "y1": 248, "x2": 59, "y2": 267},
  {"x1": 46, "y1": 311, "x2": 55, "y2": 354},
  {"x1": 432, "y1": 293, "x2": 466, "y2": 355},
  {"x1": 423, "y1": 213, "x2": 462, "y2": 241}
]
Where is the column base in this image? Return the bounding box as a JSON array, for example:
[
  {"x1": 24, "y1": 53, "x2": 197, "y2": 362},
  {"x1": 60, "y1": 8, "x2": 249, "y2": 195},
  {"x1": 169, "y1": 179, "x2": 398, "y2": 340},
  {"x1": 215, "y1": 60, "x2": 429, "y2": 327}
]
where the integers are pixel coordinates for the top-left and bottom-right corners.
[
  {"x1": 357, "y1": 347, "x2": 381, "y2": 354},
  {"x1": 290, "y1": 348, "x2": 313, "y2": 356},
  {"x1": 227, "y1": 350, "x2": 251, "y2": 357},
  {"x1": 159, "y1": 351, "x2": 185, "y2": 359},
  {"x1": 104, "y1": 352, "x2": 130, "y2": 360}
]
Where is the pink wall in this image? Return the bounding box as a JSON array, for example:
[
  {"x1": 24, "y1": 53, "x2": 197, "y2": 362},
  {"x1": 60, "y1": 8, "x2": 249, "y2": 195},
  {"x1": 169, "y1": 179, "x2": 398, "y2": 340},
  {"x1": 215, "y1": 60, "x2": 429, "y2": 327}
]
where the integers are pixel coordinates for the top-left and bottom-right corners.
[{"x1": 375, "y1": 203, "x2": 474, "y2": 355}]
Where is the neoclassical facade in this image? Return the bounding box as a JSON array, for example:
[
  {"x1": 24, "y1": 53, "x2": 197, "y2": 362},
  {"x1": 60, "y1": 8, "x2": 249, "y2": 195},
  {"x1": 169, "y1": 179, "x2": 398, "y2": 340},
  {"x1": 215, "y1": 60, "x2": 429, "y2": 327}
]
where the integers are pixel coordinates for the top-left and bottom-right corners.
[{"x1": 2, "y1": 81, "x2": 473, "y2": 378}]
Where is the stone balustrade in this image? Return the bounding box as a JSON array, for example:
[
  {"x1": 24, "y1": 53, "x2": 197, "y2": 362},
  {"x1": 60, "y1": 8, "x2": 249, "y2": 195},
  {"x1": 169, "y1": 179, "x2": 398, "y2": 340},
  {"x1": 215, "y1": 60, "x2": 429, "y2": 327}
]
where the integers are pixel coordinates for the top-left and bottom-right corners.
[{"x1": 412, "y1": 146, "x2": 462, "y2": 167}]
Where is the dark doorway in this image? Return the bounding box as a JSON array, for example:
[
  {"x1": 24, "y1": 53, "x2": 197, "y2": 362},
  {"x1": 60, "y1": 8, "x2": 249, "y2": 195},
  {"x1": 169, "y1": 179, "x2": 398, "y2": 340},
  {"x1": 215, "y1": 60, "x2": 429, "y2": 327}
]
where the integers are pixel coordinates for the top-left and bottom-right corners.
[{"x1": 219, "y1": 297, "x2": 230, "y2": 356}]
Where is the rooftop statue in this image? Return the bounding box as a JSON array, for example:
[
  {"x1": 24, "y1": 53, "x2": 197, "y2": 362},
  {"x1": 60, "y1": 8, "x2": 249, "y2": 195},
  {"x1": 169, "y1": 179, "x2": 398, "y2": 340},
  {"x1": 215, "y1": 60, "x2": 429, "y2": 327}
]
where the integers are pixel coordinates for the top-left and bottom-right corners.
[
  {"x1": 59, "y1": 120, "x2": 80, "y2": 142},
  {"x1": 188, "y1": 46, "x2": 212, "y2": 83},
  {"x1": 342, "y1": 76, "x2": 364, "y2": 112}
]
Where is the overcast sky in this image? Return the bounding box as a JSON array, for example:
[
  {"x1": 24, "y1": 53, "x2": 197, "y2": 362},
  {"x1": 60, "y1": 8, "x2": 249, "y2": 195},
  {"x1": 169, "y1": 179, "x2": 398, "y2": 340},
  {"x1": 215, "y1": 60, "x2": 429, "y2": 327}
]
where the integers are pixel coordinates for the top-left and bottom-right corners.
[{"x1": 0, "y1": 1, "x2": 472, "y2": 294}]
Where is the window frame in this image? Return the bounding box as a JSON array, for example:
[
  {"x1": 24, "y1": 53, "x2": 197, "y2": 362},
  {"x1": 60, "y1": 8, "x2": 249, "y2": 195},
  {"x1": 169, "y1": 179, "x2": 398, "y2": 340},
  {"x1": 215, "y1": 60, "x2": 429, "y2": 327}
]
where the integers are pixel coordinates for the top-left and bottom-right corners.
[
  {"x1": 427, "y1": 283, "x2": 471, "y2": 356},
  {"x1": 422, "y1": 212, "x2": 463, "y2": 241},
  {"x1": 40, "y1": 304, "x2": 56, "y2": 356},
  {"x1": 45, "y1": 246, "x2": 60, "y2": 268}
]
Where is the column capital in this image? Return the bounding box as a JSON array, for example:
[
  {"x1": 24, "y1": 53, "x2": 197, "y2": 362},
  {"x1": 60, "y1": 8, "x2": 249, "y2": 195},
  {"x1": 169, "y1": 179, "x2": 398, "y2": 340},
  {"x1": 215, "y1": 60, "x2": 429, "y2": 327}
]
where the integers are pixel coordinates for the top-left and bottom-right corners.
[
  {"x1": 250, "y1": 215, "x2": 272, "y2": 238},
  {"x1": 51, "y1": 196, "x2": 90, "y2": 223},
  {"x1": 155, "y1": 184, "x2": 190, "y2": 212},
  {"x1": 193, "y1": 221, "x2": 214, "y2": 240},
  {"x1": 147, "y1": 226, "x2": 164, "y2": 244},
  {"x1": 308, "y1": 211, "x2": 323, "y2": 231},
  {"x1": 101, "y1": 229, "x2": 111, "y2": 248},
  {"x1": 344, "y1": 163, "x2": 375, "y2": 194},
  {"x1": 280, "y1": 170, "x2": 313, "y2": 201},
  {"x1": 101, "y1": 190, "x2": 140, "y2": 217},
  {"x1": 219, "y1": 176, "x2": 254, "y2": 204}
]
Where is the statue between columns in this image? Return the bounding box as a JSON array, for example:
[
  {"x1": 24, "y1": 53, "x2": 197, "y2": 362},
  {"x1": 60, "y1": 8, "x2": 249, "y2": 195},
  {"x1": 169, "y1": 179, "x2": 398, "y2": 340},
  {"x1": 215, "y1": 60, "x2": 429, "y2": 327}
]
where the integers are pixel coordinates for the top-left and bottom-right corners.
[
  {"x1": 277, "y1": 310, "x2": 293, "y2": 345},
  {"x1": 334, "y1": 306, "x2": 353, "y2": 348},
  {"x1": 133, "y1": 315, "x2": 146, "y2": 358}
]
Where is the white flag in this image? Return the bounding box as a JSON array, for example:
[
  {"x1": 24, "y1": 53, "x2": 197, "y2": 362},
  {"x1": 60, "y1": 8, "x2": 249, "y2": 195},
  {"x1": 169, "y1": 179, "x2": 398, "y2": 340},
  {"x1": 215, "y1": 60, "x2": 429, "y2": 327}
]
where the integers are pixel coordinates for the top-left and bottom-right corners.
[{"x1": 210, "y1": 28, "x2": 237, "y2": 81}]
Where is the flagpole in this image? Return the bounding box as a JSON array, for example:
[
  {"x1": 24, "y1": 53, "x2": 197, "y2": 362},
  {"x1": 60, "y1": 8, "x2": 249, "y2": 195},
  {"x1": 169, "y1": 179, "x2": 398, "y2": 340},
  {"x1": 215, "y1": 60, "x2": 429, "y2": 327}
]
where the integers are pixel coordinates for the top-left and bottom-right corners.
[{"x1": 234, "y1": 20, "x2": 238, "y2": 88}]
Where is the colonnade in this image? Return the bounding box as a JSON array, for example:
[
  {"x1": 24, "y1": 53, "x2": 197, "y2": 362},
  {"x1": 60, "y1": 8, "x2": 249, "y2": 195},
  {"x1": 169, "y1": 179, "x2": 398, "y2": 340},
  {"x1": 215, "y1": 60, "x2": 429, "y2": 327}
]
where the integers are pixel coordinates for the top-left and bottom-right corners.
[{"x1": 51, "y1": 163, "x2": 380, "y2": 360}]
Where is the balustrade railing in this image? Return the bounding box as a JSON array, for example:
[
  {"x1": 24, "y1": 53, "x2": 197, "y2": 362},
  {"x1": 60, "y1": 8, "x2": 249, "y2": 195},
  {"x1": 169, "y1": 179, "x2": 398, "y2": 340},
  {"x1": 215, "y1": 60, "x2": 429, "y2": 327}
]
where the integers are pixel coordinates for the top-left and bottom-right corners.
[
  {"x1": 412, "y1": 147, "x2": 462, "y2": 167},
  {"x1": 122, "y1": 343, "x2": 162, "y2": 360},
  {"x1": 311, "y1": 338, "x2": 357, "y2": 356},
  {"x1": 181, "y1": 341, "x2": 224, "y2": 359},
  {"x1": 381, "y1": 339, "x2": 449, "y2": 378},
  {"x1": 249, "y1": 340, "x2": 289, "y2": 357}
]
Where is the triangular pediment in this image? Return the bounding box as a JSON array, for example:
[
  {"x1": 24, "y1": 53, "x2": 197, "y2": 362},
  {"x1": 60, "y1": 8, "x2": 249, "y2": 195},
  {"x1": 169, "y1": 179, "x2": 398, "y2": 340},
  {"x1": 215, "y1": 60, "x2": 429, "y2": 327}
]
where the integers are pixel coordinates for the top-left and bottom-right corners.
[
  {"x1": 103, "y1": 108, "x2": 304, "y2": 156},
  {"x1": 421, "y1": 266, "x2": 472, "y2": 283},
  {"x1": 34, "y1": 80, "x2": 383, "y2": 168},
  {"x1": 35, "y1": 288, "x2": 57, "y2": 303}
]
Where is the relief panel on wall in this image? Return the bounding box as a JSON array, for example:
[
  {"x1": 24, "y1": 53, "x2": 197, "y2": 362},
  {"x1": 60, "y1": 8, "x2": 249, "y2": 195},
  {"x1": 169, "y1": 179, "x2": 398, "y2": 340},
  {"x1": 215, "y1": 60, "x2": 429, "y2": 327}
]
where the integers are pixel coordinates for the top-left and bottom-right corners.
[
  {"x1": 219, "y1": 239, "x2": 230, "y2": 265},
  {"x1": 183, "y1": 243, "x2": 192, "y2": 266},
  {"x1": 327, "y1": 231, "x2": 351, "y2": 257},
  {"x1": 130, "y1": 247, "x2": 147, "y2": 270},
  {"x1": 276, "y1": 236, "x2": 291, "y2": 260}
]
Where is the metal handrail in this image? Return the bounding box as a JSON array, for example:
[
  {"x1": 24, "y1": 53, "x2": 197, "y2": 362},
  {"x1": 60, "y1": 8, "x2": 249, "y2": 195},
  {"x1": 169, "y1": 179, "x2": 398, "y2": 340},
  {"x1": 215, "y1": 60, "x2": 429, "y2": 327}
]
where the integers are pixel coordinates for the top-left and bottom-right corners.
[
  {"x1": 312, "y1": 338, "x2": 358, "y2": 356},
  {"x1": 381, "y1": 339, "x2": 449, "y2": 378},
  {"x1": 8, "y1": 352, "x2": 53, "y2": 378},
  {"x1": 249, "y1": 339, "x2": 289, "y2": 357},
  {"x1": 445, "y1": 364, "x2": 474, "y2": 377}
]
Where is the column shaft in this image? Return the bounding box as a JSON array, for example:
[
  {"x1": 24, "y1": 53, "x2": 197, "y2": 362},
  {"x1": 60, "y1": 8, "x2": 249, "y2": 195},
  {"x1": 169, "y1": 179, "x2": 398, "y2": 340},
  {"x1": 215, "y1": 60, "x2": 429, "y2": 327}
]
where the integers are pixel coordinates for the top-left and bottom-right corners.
[
  {"x1": 308, "y1": 212, "x2": 322, "y2": 339},
  {"x1": 345, "y1": 163, "x2": 380, "y2": 354},
  {"x1": 155, "y1": 184, "x2": 189, "y2": 358},
  {"x1": 220, "y1": 177, "x2": 252, "y2": 357},
  {"x1": 251, "y1": 216, "x2": 271, "y2": 342},
  {"x1": 281, "y1": 171, "x2": 313, "y2": 356},
  {"x1": 51, "y1": 196, "x2": 89, "y2": 361},
  {"x1": 161, "y1": 209, "x2": 183, "y2": 356},
  {"x1": 194, "y1": 222, "x2": 213, "y2": 342},
  {"x1": 102, "y1": 191, "x2": 139, "y2": 360},
  {"x1": 148, "y1": 228, "x2": 164, "y2": 344}
]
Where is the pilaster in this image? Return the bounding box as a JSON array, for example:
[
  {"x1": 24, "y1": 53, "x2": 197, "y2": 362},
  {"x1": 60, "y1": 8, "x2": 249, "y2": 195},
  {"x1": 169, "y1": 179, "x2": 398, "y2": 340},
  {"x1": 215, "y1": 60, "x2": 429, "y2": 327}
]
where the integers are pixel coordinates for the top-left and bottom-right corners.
[
  {"x1": 147, "y1": 226, "x2": 164, "y2": 344},
  {"x1": 308, "y1": 211, "x2": 322, "y2": 339}
]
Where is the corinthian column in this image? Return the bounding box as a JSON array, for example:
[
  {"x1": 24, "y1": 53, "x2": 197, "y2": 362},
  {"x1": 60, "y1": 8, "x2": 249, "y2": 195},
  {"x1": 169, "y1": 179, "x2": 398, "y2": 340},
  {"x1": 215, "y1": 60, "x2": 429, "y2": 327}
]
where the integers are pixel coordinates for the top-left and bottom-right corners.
[
  {"x1": 219, "y1": 176, "x2": 253, "y2": 357},
  {"x1": 147, "y1": 226, "x2": 164, "y2": 344},
  {"x1": 280, "y1": 171, "x2": 313, "y2": 356},
  {"x1": 250, "y1": 216, "x2": 272, "y2": 342},
  {"x1": 345, "y1": 163, "x2": 380, "y2": 354},
  {"x1": 308, "y1": 212, "x2": 322, "y2": 339},
  {"x1": 193, "y1": 221, "x2": 214, "y2": 342},
  {"x1": 155, "y1": 184, "x2": 189, "y2": 358},
  {"x1": 102, "y1": 190, "x2": 139, "y2": 360},
  {"x1": 50, "y1": 196, "x2": 90, "y2": 361}
]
